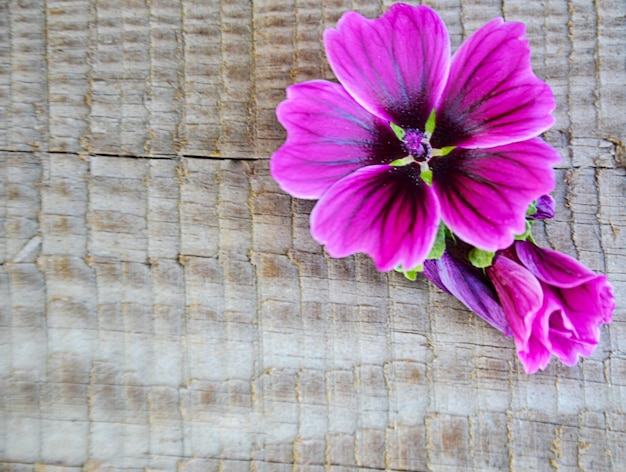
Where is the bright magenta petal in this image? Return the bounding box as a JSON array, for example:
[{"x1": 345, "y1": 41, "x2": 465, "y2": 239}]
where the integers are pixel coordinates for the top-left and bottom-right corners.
[
  {"x1": 516, "y1": 240, "x2": 615, "y2": 327},
  {"x1": 511, "y1": 241, "x2": 614, "y2": 372},
  {"x1": 600, "y1": 282, "x2": 616, "y2": 324},
  {"x1": 324, "y1": 4, "x2": 450, "y2": 129},
  {"x1": 271, "y1": 80, "x2": 403, "y2": 199},
  {"x1": 431, "y1": 138, "x2": 560, "y2": 251},
  {"x1": 488, "y1": 255, "x2": 543, "y2": 349},
  {"x1": 548, "y1": 281, "x2": 611, "y2": 343},
  {"x1": 539, "y1": 290, "x2": 598, "y2": 366},
  {"x1": 310, "y1": 165, "x2": 440, "y2": 271},
  {"x1": 516, "y1": 329, "x2": 552, "y2": 374},
  {"x1": 489, "y1": 254, "x2": 550, "y2": 374},
  {"x1": 432, "y1": 18, "x2": 555, "y2": 148},
  {"x1": 516, "y1": 240, "x2": 601, "y2": 288}
]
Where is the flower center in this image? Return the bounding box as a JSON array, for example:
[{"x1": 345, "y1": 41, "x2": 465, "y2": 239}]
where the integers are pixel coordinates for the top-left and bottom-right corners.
[{"x1": 402, "y1": 129, "x2": 431, "y2": 161}]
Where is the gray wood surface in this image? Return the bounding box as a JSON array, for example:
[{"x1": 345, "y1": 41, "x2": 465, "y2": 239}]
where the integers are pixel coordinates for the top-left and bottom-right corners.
[{"x1": 1, "y1": 0, "x2": 625, "y2": 470}]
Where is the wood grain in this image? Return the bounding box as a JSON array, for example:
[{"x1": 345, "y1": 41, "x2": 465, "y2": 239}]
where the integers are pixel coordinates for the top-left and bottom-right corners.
[{"x1": 1, "y1": 0, "x2": 625, "y2": 470}]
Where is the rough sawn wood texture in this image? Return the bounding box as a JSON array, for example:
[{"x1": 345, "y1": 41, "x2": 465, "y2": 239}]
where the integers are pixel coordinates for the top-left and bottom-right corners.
[{"x1": 1, "y1": 0, "x2": 625, "y2": 470}]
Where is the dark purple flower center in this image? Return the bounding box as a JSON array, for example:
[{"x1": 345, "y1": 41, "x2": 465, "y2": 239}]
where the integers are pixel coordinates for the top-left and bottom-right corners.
[{"x1": 402, "y1": 129, "x2": 431, "y2": 161}]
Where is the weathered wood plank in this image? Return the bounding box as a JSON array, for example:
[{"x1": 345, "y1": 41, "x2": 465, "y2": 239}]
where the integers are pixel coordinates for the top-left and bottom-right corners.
[
  {"x1": 1, "y1": 0, "x2": 625, "y2": 469},
  {"x1": 1, "y1": 148, "x2": 624, "y2": 468},
  {"x1": 1, "y1": 0, "x2": 624, "y2": 164}
]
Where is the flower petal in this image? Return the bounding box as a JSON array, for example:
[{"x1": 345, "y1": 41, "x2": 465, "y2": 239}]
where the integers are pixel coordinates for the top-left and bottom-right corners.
[
  {"x1": 422, "y1": 258, "x2": 451, "y2": 295},
  {"x1": 310, "y1": 164, "x2": 440, "y2": 271},
  {"x1": 539, "y1": 290, "x2": 598, "y2": 366},
  {"x1": 513, "y1": 241, "x2": 614, "y2": 371},
  {"x1": 517, "y1": 240, "x2": 615, "y2": 325},
  {"x1": 528, "y1": 194, "x2": 556, "y2": 221},
  {"x1": 488, "y1": 254, "x2": 543, "y2": 349},
  {"x1": 516, "y1": 329, "x2": 552, "y2": 374},
  {"x1": 518, "y1": 240, "x2": 615, "y2": 327},
  {"x1": 550, "y1": 282, "x2": 611, "y2": 342},
  {"x1": 600, "y1": 282, "x2": 616, "y2": 324},
  {"x1": 431, "y1": 138, "x2": 560, "y2": 251},
  {"x1": 424, "y1": 253, "x2": 511, "y2": 335},
  {"x1": 271, "y1": 80, "x2": 404, "y2": 199},
  {"x1": 431, "y1": 18, "x2": 555, "y2": 149},
  {"x1": 324, "y1": 4, "x2": 450, "y2": 129},
  {"x1": 515, "y1": 240, "x2": 602, "y2": 288}
]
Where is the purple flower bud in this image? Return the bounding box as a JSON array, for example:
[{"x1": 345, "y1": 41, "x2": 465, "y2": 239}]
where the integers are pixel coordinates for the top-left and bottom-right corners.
[
  {"x1": 528, "y1": 194, "x2": 556, "y2": 220},
  {"x1": 424, "y1": 253, "x2": 511, "y2": 336}
]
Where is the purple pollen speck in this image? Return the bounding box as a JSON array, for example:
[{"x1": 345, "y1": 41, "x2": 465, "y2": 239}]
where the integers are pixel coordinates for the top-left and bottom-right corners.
[{"x1": 403, "y1": 129, "x2": 431, "y2": 160}]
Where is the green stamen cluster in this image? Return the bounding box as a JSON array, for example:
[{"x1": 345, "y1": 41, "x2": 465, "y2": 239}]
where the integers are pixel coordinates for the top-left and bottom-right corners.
[{"x1": 388, "y1": 109, "x2": 455, "y2": 182}]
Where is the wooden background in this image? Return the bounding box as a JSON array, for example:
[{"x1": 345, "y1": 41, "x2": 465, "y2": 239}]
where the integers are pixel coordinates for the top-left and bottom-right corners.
[{"x1": 1, "y1": 0, "x2": 625, "y2": 470}]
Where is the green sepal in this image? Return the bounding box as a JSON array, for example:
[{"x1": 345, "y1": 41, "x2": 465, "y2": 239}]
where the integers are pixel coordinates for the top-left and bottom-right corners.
[
  {"x1": 444, "y1": 226, "x2": 457, "y2": 242},
  {"x1": 468, "y1": 248, "x2": 495, "y2": 268},
  {"x1": 427, "y1": 223, "x2": 446, "y2": 260},
  {"x1": 403, "y1": 266, "x2": 423, "y2": 280},
  {"x1": 525, "y1": 200, "x2": 537, "y2": 217},
  {"x1": 514, "y1": 220, "x2": 533, "y2": 241},
  {"x1": 425, "y1": 108, "x2": 436, "y2": 136},
  {"x1": 390, "y1": 122, "x2": 406, "y2": 140},
  {"x1": 420, "y1": 169, "x2": 433, "y2": 185},
  {"x1": 394, "y1": 264, "x2": 424, "y2": 281}
]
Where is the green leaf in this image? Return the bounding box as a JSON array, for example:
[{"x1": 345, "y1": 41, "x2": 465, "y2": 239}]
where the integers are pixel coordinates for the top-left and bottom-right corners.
[
  {"x1": 468, "y1": 248, "x2": 495, "y2": 268},
  {"x1": 425, "y1": 108, "x2": 436, "y2": 136},
  {"x1": 390, "y1": 122, "x2": 406, "y2": 140},
  {"x1": 427, "y1": 223, "x2": 446, "y2": 260}
]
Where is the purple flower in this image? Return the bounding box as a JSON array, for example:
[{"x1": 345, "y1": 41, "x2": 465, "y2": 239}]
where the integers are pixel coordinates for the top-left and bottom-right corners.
[
  {"x1": 425, "y1": 239, "x2": 615, "y2": 374},
  {"x1": 488, "y1": 241, "x2": 614, "y2": 374},
  {"x1": 271, "y1": 4, "x2": 560, "y2": 271}
]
